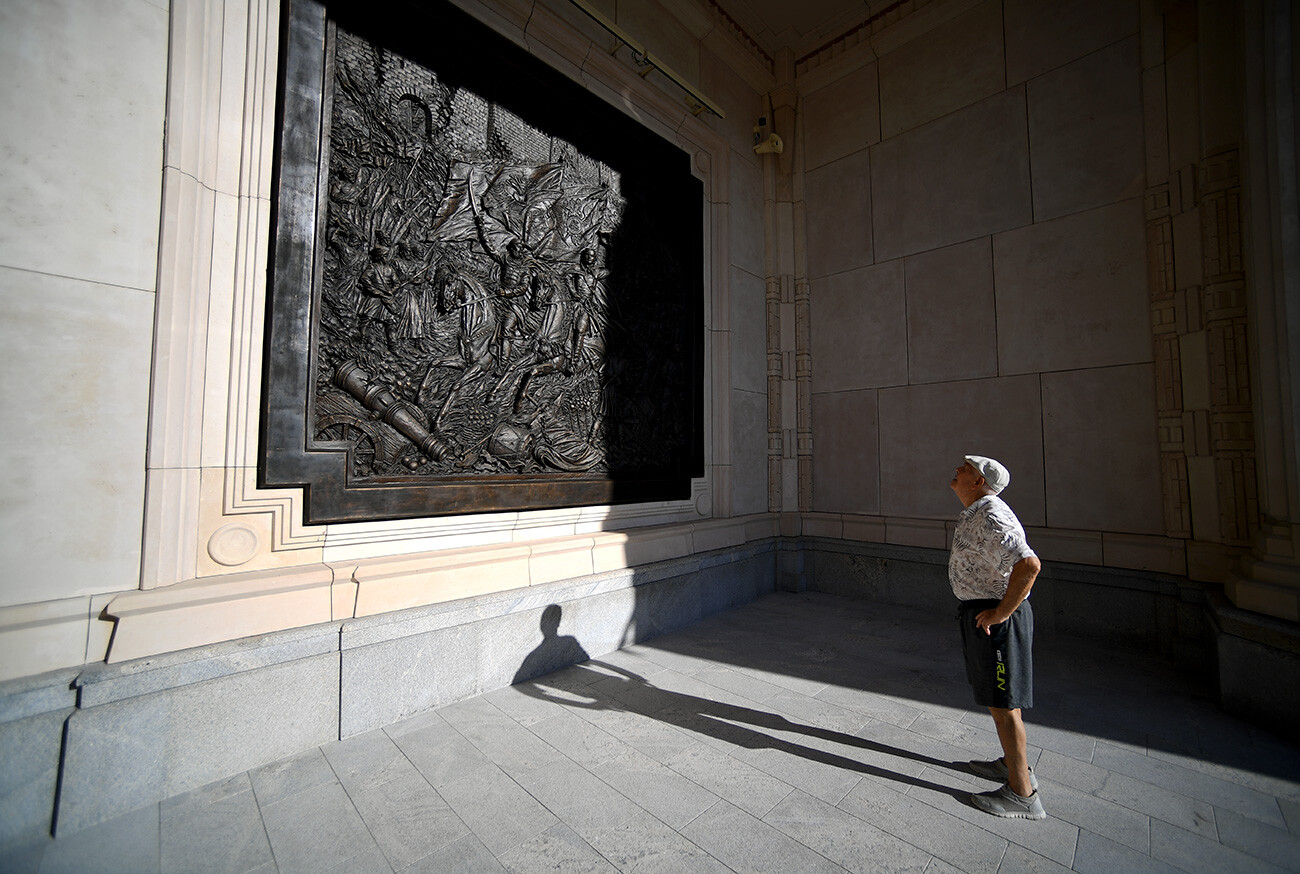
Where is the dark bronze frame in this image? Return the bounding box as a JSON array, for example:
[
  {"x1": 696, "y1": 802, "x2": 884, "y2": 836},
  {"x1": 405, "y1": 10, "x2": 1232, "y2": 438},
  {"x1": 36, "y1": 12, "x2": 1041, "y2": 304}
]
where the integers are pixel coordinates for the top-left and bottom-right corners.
[{"x1": 261, "y1": 0, "x2": 704, "y2": 524}]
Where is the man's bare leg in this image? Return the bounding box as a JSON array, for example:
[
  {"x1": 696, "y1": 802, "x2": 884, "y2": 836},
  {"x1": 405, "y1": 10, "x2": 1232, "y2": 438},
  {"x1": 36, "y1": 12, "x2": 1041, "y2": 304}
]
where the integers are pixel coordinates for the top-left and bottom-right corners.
[{"x1": 988, "y1": 706, "x2": 1034, "y2": 796}]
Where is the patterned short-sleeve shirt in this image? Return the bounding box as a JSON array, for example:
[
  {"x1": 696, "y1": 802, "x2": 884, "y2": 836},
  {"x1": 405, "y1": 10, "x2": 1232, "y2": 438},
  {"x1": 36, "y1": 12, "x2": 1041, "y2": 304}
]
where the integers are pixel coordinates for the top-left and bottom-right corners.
[{"x1": 949, "y1": 495, "x2": 1037, "y2": 601}]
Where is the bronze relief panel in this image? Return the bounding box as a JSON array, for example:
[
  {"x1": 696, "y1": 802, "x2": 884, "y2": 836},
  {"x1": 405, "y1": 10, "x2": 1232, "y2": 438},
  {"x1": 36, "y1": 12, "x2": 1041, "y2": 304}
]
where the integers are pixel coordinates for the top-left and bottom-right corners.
[{"x1": 262, "y1": 0, "x2": 704, "y2": 523}]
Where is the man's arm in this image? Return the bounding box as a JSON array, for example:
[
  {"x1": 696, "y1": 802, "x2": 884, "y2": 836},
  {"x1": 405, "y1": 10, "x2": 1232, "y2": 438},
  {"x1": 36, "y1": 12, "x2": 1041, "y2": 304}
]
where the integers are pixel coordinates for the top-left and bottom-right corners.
[{"x1": 975, "y1": 555, "x2": 1041, "y2": 634}]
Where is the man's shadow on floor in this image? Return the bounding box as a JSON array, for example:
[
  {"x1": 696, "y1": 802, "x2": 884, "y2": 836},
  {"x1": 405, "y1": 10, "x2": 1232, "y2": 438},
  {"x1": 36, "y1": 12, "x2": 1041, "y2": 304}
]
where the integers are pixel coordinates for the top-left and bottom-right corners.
[{"x1": 513, "y1": 605, "x2": 979, "y2": 803}]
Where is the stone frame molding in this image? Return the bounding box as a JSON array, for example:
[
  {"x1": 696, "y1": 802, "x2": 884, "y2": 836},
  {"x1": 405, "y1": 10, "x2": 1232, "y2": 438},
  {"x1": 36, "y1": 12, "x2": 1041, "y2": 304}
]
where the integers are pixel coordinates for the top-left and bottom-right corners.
[{"x1": 123, "y1": 0, "x2": 733, "y2": 660}]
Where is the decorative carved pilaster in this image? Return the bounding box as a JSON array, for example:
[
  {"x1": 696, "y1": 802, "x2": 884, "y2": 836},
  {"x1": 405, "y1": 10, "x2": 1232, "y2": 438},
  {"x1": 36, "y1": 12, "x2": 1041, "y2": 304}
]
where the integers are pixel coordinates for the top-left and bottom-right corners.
[
  {"x1": 1145, "y1": 182, "x2": 1192, "y2": 538},
  {"x1": 1200, "y1": 150, "x2": 1257, "y2": 548},
  {"x1": 1145, "y1": 148, "x2": 1258, "y2": 552},
  {"x1": 766, "y1": 276, "x2": 783, "y2": 512},
  {"x1": 794, "y1": 277, "x2": 812, "y2": 511}
]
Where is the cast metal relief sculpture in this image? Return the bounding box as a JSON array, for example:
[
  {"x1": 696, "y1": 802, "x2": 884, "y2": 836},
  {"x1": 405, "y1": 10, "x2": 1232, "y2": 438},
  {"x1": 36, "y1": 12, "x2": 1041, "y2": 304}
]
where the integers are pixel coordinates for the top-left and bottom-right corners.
[
  {"x1": 263, "y1": 0, "x2": 702, "y2": 521},
  {"x1": 315, "y1": 29, "x2": 625, "y2": 479}
]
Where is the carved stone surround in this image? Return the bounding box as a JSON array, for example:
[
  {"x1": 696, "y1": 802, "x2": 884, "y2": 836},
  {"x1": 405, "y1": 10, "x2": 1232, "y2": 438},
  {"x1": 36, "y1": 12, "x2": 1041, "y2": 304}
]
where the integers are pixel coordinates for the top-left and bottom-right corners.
[{"x1": 118, "y1": 0, "x2": 734, "y2": 661}]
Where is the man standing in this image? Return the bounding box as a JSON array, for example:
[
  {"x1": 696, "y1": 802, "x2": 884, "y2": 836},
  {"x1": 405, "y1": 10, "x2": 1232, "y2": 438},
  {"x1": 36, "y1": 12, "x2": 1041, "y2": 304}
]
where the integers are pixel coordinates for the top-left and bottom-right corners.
[{"x1": 949, "y1": 455, "x2": 1046, "y2": 820}]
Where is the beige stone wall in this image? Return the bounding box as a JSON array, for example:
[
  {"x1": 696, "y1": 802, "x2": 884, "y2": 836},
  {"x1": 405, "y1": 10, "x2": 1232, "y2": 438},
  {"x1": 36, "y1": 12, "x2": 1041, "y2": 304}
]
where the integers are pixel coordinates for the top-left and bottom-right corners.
[
  {"x1": 2, "y1": 0, "x2": 1293, "y2": 682},
  {"x1": 0, "y1": 0, "x2": 773, "y2": 681},
  {"x1": 0, "y1": 0, "x2": 168, "y2": 676},
  {"x1": 801, "y1": 0, "x2": 1184, "y2": 570}
]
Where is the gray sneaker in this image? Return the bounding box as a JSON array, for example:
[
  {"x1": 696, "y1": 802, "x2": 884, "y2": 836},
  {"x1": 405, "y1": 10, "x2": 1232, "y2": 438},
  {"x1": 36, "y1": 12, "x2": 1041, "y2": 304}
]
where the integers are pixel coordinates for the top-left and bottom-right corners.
[
  {"x1": 972, "y1": 782, "x2": 1047, "y2": 820},
  {"x1": 969, "y1": 757, "x2": 1038, "y2": 791}
]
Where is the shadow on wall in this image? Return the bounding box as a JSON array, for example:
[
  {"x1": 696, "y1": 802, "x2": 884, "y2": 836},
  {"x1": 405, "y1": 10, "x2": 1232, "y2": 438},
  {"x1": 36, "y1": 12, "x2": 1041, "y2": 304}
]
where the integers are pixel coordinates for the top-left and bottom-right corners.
[
  {"x1": 512, "y1": 604, "x2": 592, "y2": 685},
  {"x1": 512, "y1": 604, "x2": 984, "y2": 806}
]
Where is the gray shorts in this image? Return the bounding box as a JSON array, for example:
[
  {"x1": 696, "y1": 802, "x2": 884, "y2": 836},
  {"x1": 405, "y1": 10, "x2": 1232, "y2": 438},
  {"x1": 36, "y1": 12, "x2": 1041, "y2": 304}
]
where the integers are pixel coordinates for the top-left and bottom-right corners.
[{"x1": 957, "y1": 598, "x2": 1033, "y2": 710}]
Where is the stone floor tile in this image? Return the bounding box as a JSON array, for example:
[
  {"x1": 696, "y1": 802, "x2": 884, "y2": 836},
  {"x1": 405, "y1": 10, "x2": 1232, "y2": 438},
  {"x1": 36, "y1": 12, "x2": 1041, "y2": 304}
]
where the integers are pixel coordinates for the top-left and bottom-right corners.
[
  {"x1": 496, "y1": 823, "x2": 619, "y2": 874},
  {"x1": 525, "y1": 708, "x2": 632, "y2": 769},
  {"x1": 159, "y1": 782, "x2": 272, "y2": 874},
  {"x1": 1211, "y1": 807, "x2": 1300, "y2": 872},
  {"x1": 690, "y1": 666, "x2": 786, "y2": 705},
  {"x1": 348, "y1": 771, "x2": 469, "y2": 870},
  {"x1": 908, "y1": 710, "x2": 999, "y2": 754},
  {"x1": 733, "y1": 732, "x2": 867, "y2": 806},
  {"x1": 733, "y1": 664, "x2": 832, "y2": 699},
  {"x1": 436, "y1": 764, "x2": 558, "y2": 857},
  {"x1": 929, "y1": 785, "x2": 1079, "y2": 868},
  {"x1": 1033, "y1": 778, "x2": 1149, "y2": 854},
  {"x1": 402, "y1": 833, "x2": 506, "y2": 873},
  {"x1": 385, "y1": 710, "x2": 495, "y2": 788},
  {"x1": 480, "y1": 683, "x2": 569, "y2": 727},
  {"x1": 590, "y1": 747, "x2": 721, "y2": 830},
  {"x1": 573, "y1": 705, "x2": 698, "y2": 763},
  {"x1": 923, "y1": 858, "x2": 963, "y2": 874},
  {"x1": 1035, "y1": 749, "x2": 1108, "y2": 794},
  {"x1": 998, "y1": 842, "x2": 1075, "y2": 873},
  {"x1": 837, "y1": 774, "x2": 1008, "y2": 873},
  {"x1": 40, "y1": 803, "x2": 160, "y2": 874},
  {"x1": 159, "y1": 771, "x2": 254, "y2": 814},
  {"x1": 663, "y1": 739, "x2": 794, "y2": 818},
  {"x1": 1146, "y1": 742, "x2": 1300, "y2": 803},
  {"x1": 813, "y1": 682, "x2": 926, "y2": 729},
  {"x1": 259, "y1": 779, "x2": 380, "y2": 874},
  {"x1": 513, "y1": 758, "x2": 643, "y2": 841},
  {"x1": 857, "y1": 718, "x2": 988, "y2": 784},
  {"x1": 321, "y1": 729, "x2": 415, "y2": 793},
  {"x1": 586, "y1": 671, "x2": 678, "y2": 717},
  {"x1": 679, "y1": 799, "x2": 851, "y2": 873},
  {"x1": 589, "y1": 648, "x2": 675, "y2": 681},
  {"x1": 1149, "y1": 818, "x2": 1292, "y2": 874},
  {"x1": 1094, "y1": 770, "x2": 1218, "y2": 838},
  {"x1": 1279, "y1": 796, "x2": 1300, "y2": 834},
  {"x1": 3, "y1": 837, "x2": 45, "y2": 874},
  {"x1": 587, "y1": 809, "x2": 731, "y2": 873},
  {"x1": 618, "y1": 643, "x2": 714, "y2": 677},
  {"x1": 248, "y1": 746, "x2": 336, "y2": 807},
  {"x1": 323, "y1": 840, "x2": 393, "y2": 873},
  {"x1": 763, "y1": 789, "x2": 934, "y2": 873},
  {"x1": 437, "y1": 696, "x2": 565, "y2": 777},
  {"x1": 1094, "y1": 741, "x2": 1288, "y2": 827},
  {"x1": 1022, "y1": 722, "x2": 1097, "y2": 764},
  {"x1": 764, "y1": 688, "x2": 875, "y2": 737},
  {"x1": 27, "y1": 593, "x2": 1300, "y2": 874},
  {"x1": 1072, "y1": 830, "x2": 1185, "y2": 874}
]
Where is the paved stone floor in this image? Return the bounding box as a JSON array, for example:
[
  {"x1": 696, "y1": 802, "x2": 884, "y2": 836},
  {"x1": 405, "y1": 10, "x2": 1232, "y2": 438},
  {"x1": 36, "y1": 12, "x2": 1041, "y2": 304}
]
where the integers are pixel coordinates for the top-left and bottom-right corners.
[{"x1": 12, "y1": 592, "x2": 1300, "y2": 873}]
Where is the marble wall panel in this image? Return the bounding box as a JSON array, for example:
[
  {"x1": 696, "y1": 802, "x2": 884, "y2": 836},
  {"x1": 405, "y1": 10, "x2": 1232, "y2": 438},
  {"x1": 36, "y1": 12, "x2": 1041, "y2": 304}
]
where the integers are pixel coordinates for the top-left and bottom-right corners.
[
  {"x1": 993, "y1": 199, "x2": 1150, "y2": 374},
  {"x1": 731, "y1": 388, "x2": 769, "y2": 515},
  {"x1": 342, "y1": 622, "x2": 485, "y2": 737},
  {"x1": 618, "y1": 0, "x2": 699, "y2": 90},
  {"x1": 804, "y1": 150, "x2": 873, "y2": 279},
  {"x1": 810, "y1": 261, "x2": 907, "y2": 393},
  {"x1": 1004, "y1": 0, "x2": 1139, "y2": 87},
  {"x1": 730, "y1": 267, "x2": 767, "y2": 394},
  {"x1": 700, "y1": 46, "x2": 764, "y2": 158},
  {"x1": 0, "y1": 0, "x2": 167, "y2": 291},
  {"x1": 1041, "y1": 364, "x2": 1164, "y2": 534},
  {"x1": 58, "y1": 652, "x2": 340, "y2": 834},
  {"x1": 877, "y1": 0, "x2": 1004, "y2": 140},
  {"x1": 871, "y1": 90, "x2": 1032, "y2": 262},
  {"x1": 729, "y1": 155, "x2": 765, "y2": 277},
  {"x1": 1164, "y1": 46, "x2": 1202, "y2": 171},
  {"x1": 0, "y1": 705, "x2": 72, "y2": 846},
  {"x1": 0, "y1": 268, "x2": 154, "y2": 605},
  {"x1": 877, "y1": 376, "x2": 1046, "y2": 524},
  {"x1": 904, "y1": 238, "x2": 998, "y2": 385},
  {"x1": 801, "y1": 63, "x2": 880, "y2": 171},
  {"x1": 811, "y1": 389, "x2": 880, "y2": 515},
  {"x1": 1027, "y1": 37, "x2": 1144, "y2": 222}
]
